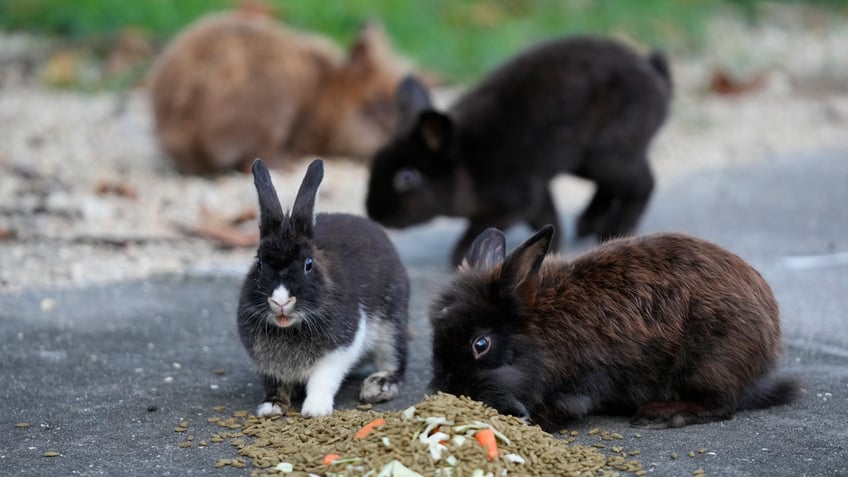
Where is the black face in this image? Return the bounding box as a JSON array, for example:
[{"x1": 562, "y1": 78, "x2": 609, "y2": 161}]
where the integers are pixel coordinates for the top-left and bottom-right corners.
[
  {"x1": 243, "y1": 225, "x2": 324, "y2": 328},
  {"x1": 365, "y1": 138, "x2": 454, "y2": 228},
  {"x1": 429, "y1": 283, "x2": 528, "y2": 417}
]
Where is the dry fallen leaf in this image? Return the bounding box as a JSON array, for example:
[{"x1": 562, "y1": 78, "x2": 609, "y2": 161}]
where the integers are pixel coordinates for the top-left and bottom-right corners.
[
  {"x1": 709, "y1": 68, "x2": 767, "y2": 96},
  {"x1": 94, "y1": 179, "x2": 139, "y2": 200},
  {"x1": 181, "y1": 223, "x2": 259, "y2": 248},
  {"x1": 41, "y1": 50, "x2": 80, "y2": 88},
  {"x1": 174, "y1": 205, "x2": 259, "y2": 248},
  {"x1": 230, "y1": 208, "x2": 257, "y2": 225}
]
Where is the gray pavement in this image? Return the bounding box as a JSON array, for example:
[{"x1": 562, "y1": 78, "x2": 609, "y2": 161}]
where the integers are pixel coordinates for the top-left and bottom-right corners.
[{"x1": 2, "y1": 149, "x2": 847, "y2": 476}]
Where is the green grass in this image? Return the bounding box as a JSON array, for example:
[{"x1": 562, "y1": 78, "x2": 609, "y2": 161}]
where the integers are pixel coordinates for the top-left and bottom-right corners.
[{"x1": 1, "y1": 0, "x2": 846, "y2": 83}]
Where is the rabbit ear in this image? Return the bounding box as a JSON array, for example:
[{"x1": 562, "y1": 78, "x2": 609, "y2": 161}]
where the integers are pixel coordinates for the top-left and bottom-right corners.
[
  {"x1": 415, "y1": 110, "x2": 452, "y2": 153},
  {"x1": 252, "y1": 158, "x2": 284, "y2": 235},
  {"x1": 501, "y1": 225, "x2": 555, "y2": 303},
  {"x1": 462, "y1": 228, "x2": 506, "y2": 271},
  {"x1": 291, "y1": 159, "x2": 324, "y2": 236},
  {"x1": 397, "y1": 75, "x2": 433, "y2": 133}
]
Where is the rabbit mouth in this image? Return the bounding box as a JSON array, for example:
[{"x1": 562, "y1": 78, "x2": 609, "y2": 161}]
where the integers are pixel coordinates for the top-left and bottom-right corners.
[
  {"x1": 267, "y1": 295, "x2": 297, "y2": 327},
  {"x1": 274, "y1": 313, "x2": 297, "y2": 328}
]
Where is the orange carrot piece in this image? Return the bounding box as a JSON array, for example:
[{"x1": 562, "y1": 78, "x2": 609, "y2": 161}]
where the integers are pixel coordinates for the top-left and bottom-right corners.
[
  {"x1": 354, "y1": 417, "x2": 386, "y2": 439},
  {"x1": 323, "y1": 453, "x2": 340, "y2": 466},
  {"x1": 475, "y1": 428, "x2": 499, "y2": 461}
]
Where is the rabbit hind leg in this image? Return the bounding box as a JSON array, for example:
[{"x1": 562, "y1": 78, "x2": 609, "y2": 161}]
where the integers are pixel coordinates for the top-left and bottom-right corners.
[
  {"x1": 257, "y1": 375, "x2": 294, "y2": 417},
  {"x1": 577, "y1": 154, "x2": 654, "y2": 241},
  {"x1": 630, "y1": 400, "x2": 734, "y2": 429},
  {"x1": 360, "y1": 324, "x2": 407, "y2": 403}
]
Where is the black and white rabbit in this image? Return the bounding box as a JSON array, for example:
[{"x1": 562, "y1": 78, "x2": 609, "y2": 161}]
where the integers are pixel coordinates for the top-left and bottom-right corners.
[
  {"x1": 237, "y1": 158, "x2": 409, "y2": 417},
  {"x1": 366, "y1": 36, "x2": 672, "y2": 265},
  {"x1": 430, "y1": 225, "x2": 800, "y2": 430}
]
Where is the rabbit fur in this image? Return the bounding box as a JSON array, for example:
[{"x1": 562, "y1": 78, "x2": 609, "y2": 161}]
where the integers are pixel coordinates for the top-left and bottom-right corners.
[
  {"x1": 149, "y1": 11, "x2": 412, "y2": 174},
  {"x1": 366, "y1": 35, "x2": 672, "y2": 265},
  {"x1": 237, "y1": 159, "x2": 409, "y2": 417},
  {"x1": 429, "y1": 225, "x2": 800, "y2": 430}
]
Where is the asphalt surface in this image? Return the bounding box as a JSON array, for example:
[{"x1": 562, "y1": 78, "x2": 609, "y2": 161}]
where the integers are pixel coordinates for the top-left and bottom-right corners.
[{"x1": 2, "y1": 149, "x2": 847, "y2": 476}]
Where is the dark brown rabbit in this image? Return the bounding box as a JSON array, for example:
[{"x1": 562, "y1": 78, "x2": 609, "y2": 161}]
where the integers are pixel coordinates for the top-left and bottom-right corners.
[
  {"x1": 149, "y1": 11, "x2": 412, "y2": 174},
  {"x1": 366, "y1": 36, "x2": 672, "y2": 265},
  {"x1": 430, "y1": 226, "x2": 800, "y2": 431}
]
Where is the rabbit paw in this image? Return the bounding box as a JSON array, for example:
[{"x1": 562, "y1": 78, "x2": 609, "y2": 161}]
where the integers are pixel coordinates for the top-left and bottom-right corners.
[
  {"x1": 301, "y1": 395, "x2": 334, "y2": 417},
  {"x1": 360, "y1": 371, "x2": 401, "y2": 403},
  {"x1": 256, "y1": 402, "x2": 285, "y2": 417}
]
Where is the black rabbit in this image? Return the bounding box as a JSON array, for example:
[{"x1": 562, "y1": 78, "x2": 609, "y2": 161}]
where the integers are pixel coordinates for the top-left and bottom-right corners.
[
  {"x1": 237, "y1": 159, "x2": 409, "y2": 417},
  {"x1": 366, "y1": 36, "x2": 672, "y2": 265},
  {"x1": 430, "y1": 225, "x2": 800, "y2": 430}
]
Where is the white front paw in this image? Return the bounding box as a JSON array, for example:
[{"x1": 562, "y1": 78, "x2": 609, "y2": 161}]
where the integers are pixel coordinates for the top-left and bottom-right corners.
[
  {"x1": 256, "y1": 402, "x2": 283, "y2": 417},
  {"x1": 301, "y1": 395, "x2": 334, "y2": 417}
]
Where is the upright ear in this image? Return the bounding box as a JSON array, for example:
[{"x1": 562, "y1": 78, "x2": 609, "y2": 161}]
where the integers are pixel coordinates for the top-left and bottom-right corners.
[
  {"x1": 346, "y1": 20, "x2": 387, "y2": 75},
  {"x1": 462, "y1": 228, "x2": 507, "y2": 271},
  {"x1": 396, "y1": 75, "x2": 433, "y2": 133},
  {"x1": 291, "y1": 159, "x2": 324, "y2": 236},
  {"x1": 501, "y1": 225, "x2": 555, "y2": 304},
  {"x1": 415, "y1": 110, "x2": 452, "y2": 153},
  {"x1": 252, "y1": 158, "x2": 284, "y2": 235}
]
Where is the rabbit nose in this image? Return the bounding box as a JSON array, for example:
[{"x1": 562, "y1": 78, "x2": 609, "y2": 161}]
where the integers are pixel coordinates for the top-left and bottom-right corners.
[{"x1": 268, "y1": 296, "x2": 296, "y2": 314}]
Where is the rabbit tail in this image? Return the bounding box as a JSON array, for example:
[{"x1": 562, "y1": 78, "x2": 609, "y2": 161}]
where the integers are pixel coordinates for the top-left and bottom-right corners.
[{"x1": 737, "y1": 374, "x2": 802, "y2": 411}]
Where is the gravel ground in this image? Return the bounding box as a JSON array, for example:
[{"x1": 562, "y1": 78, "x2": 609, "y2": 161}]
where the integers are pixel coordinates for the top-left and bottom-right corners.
[{"x1": 2, "y1": 8, "x2": 848, "y2": 293}]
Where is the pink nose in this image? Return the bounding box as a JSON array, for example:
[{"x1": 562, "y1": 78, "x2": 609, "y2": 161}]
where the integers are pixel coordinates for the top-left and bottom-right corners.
[{"x1": 268, "y1": 296, "x2": 296, "y2": 314}]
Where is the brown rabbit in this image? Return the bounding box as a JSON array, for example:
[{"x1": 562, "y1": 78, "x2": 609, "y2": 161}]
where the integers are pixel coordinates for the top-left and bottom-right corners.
[
  {"x1": 430, "y1": 226, "x2": 800, "y2": 431},
  {"x1": 148, "y1": 11, "x2": 412, "y2": 174}
]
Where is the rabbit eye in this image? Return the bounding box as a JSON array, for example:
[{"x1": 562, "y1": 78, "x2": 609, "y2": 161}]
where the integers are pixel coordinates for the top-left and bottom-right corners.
[
  {"x1": 472, "y1": 336, "x2": 491, "y2": 359},
  {"x1": 304, "y1": 257, "x2": 313, "y2": 273},
  {"x1": 393, "y1": 167, "x2": 421, "y2": 193}
]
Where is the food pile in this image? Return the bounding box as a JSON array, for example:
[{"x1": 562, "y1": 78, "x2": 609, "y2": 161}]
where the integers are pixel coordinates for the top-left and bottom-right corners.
[{"x1": 196, "y1": 392, "x2": 646, "y2": 476}]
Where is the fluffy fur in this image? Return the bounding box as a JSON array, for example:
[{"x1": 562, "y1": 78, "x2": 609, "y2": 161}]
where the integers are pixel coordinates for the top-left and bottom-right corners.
[
  {"x1": 149, "y1": 11, "x2": 412, "y2": 174},
  {"x1": 238, "y1": 159, "x2": 409, "y2": 417},
  {"x1": 366, "y1": 36, "x2": 672, "y2": 264},
  {"x1": 430, "y1": 226, "x2": 800, "y2": 431}
]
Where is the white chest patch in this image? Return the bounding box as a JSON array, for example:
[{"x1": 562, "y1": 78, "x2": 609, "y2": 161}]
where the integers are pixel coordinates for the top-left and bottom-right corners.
[{"x1": 300, "y1": 308, "x2": 370, "y2": 417}]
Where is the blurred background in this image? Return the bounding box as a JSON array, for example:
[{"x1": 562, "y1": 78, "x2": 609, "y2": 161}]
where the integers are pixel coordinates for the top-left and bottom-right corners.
[
  {"x1": 3, "y1": 0, "x2": 847, "y2": 88},
  {"x1": 1, "y1": 0, "x2": 847, "y2": 291}
]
